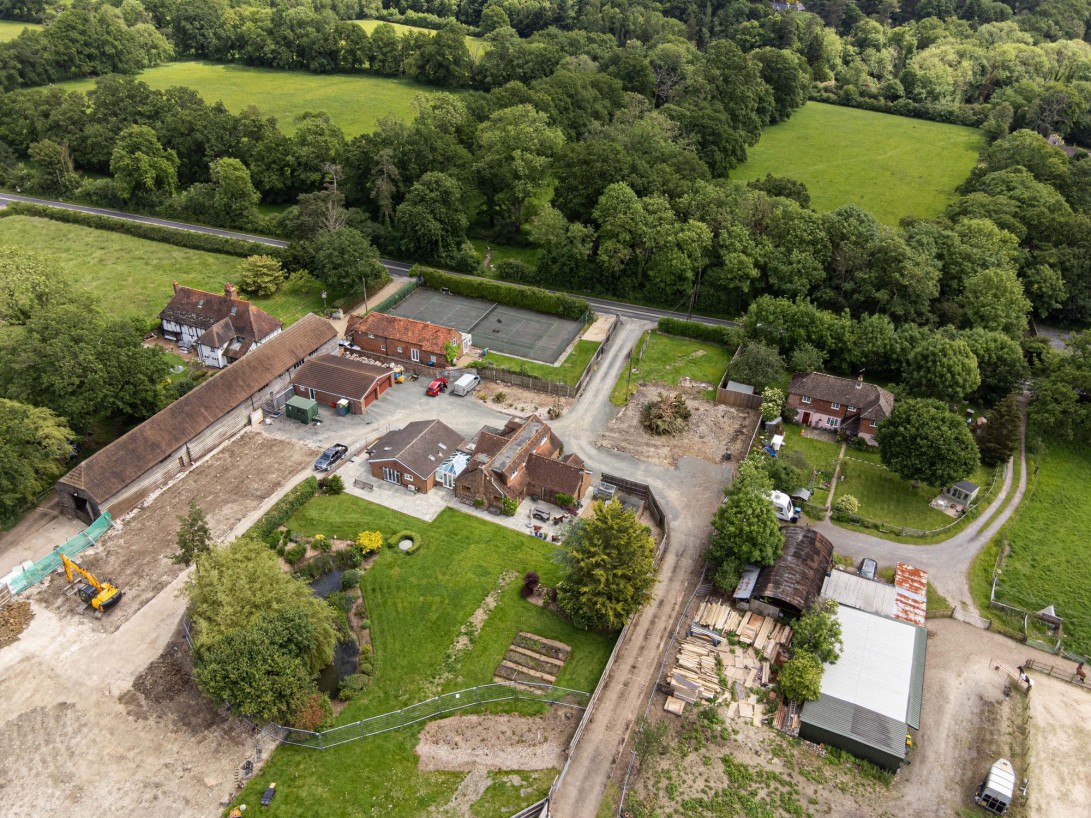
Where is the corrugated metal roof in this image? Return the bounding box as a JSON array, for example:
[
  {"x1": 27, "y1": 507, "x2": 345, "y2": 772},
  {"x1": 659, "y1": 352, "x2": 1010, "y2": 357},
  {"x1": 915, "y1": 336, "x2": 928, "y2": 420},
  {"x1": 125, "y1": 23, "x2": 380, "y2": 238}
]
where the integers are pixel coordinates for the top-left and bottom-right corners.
[
  {"x1": 907, "y1": 625, "x2": 927, "y2": 729},
  {"x1": 820, "y1": 605, "x2": 923, "y2": 723},
  {"x1": 752, "y1": 526, "x2": 833, "y2": 614},
  {"x1": 800, "y1": 694, "x2": 906, "y2": 762},
  {"x1": 894, "y1": 563, "x2": 928, "y2": 627},
  {"x1": 822, "y1": 569, "x2": 898, "y2": 616},
  {"x1": 733, "y1": 565, "x2": 761, "y2": 600}
]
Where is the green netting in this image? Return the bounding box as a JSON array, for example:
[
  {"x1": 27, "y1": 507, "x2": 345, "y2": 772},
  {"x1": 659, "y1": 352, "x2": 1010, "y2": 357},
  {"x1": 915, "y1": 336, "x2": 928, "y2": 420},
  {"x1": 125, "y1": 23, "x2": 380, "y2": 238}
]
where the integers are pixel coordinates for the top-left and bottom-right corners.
[{"x1": 7, "y1": 513, "x2": 113, "y2": 594}]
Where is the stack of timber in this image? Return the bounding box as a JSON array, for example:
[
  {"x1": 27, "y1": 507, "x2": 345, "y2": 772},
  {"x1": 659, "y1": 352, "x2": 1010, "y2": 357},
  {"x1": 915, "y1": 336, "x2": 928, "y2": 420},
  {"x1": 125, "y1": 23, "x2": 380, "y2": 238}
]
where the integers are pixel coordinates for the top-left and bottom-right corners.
[{"x1": 692, "y1": 596, "x2": 793, "y2": 661}]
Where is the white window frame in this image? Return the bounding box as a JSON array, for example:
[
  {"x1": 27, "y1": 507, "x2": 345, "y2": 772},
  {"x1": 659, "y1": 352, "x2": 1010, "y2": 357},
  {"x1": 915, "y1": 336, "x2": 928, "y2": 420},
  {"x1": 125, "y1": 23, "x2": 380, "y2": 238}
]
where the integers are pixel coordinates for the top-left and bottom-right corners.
[
  {"x1": 847, "y1": 405, "x2": 856, "y2": 412},
  {"x1": 800, "y1": 396, "x2": 812, "y2": 405},
  {"x1": 831, "y1": 402, "x2": 841, "y2": 410},
  {"x1": 411, "y1": 348, "x2": 420, "y2": 362},
  {"x1": 826, "y1": 417, "x2": 839, "y2": 428},
  {"x1": 367, "y1": 333, "x2": 375, "y2": 339},
  {"x1": 397, "y1": 346, "x2": 404, "y2": 354},
  {"x1": 404, "y1": 473, "x2": 414, "y2": 482},
  {"x1": 381, "y1": 345, "x2": 386, "y2": 351}
]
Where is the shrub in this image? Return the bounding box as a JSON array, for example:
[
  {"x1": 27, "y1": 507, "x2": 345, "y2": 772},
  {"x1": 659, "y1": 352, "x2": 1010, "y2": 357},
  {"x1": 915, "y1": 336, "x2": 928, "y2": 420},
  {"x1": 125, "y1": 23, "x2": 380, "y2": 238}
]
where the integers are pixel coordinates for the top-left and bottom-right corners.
[
  {"x1": 473, "y1": 498, "x2": 485, "y2": 508},
  {"x1": 493, "y1": 391, "x2": 507, "y2": 403},
  {"x1": 246, "y1": 477, "x2": 318, "y2": 542},
  {"x1": 311, "y1": 534, "x2": 332, "y2": 553},
  {"x1": 761, "y1": 386, "x2": 785, "y2": 422},
  {"x1": 501, "y1": 496, "x2": 518, "y2": 516},
  {"x1": 779, "y1": 652, "x2": 823, "y2": 703},
  {"x1": 290, "y1": 692, "x2": 334, "y2": 730},
  {"x1": 338, "y1": 673, "x2": 371, "y2": 701},
  {"x1": 415, "y1": 266, "x2": 589, "y2": 320},
  {"x1": 834, "y1": 494, "x2": 860, "y2": 515},
  {"x1": 641, "y1": 392, "x2": 691, "y2": 436},
  {"x1": 327, "y1": 591, "x2": 354, "y2": 615},
  {"x1": 522, "y1": 571, "x2": 540, "y2": 598},
  {"x1": 284, "y1": 543, "x2": 307, "y2": 565},
  {"x1": 656, "y1": 317, "x2": 739, "y2": 346},
  {"x1": 319, "y1": 474, "x2": 344, "y2": 495},
  {"x1": 238, "y1": 255, "x2": 284, "y2": 297},
  {"x1": 355, "y1": 530, "x2": 383, "y2": 556},
  {"x1": 554, "y1": 492, "x2": 575, "y2": 508},
  {"x1": 387, "y1": 530, "x2": 421, "y2": 554},
  {"x1": 340, "y1": 569, "x2": 361, "y2": 590}
]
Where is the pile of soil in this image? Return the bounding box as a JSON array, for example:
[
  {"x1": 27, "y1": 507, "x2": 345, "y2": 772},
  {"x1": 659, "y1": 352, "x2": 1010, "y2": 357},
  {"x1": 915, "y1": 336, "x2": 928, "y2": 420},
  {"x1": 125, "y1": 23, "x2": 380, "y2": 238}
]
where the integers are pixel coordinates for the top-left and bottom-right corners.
[
  {"x1": 132, "y1": 640, "x2": 194, "y2": 704},
  {"x1": 0, "y1": 600, "x2": 33, "y2": 648}
]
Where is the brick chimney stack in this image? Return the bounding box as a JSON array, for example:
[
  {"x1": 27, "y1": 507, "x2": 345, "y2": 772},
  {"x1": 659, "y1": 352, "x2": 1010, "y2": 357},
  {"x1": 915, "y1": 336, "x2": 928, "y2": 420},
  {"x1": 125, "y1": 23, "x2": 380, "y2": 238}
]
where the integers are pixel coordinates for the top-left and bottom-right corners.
[
  {"x1": 172, "y1": 280, "x2": 180, "y2": 293},
  {"x1": 855, "y1": 373, "x2": 864, "y2": 389},
  {"x1": 224, "y1": 283, "x2": 237, "y2": 299}
]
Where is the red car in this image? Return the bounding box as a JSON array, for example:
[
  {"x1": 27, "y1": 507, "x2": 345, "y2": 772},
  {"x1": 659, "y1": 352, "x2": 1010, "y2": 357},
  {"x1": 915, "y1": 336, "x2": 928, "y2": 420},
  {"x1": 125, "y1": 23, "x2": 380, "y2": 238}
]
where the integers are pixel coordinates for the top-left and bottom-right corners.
[{"x1": 426, "y1": 377, "x2": 448, "y2": 396}]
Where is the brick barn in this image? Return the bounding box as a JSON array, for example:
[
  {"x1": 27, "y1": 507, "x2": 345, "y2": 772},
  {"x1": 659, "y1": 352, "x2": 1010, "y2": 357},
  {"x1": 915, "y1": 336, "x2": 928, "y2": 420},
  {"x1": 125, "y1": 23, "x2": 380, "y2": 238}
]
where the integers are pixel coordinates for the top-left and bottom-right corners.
[{"x1": 290, "y1": 355, "x2": 395, "y2": 414}]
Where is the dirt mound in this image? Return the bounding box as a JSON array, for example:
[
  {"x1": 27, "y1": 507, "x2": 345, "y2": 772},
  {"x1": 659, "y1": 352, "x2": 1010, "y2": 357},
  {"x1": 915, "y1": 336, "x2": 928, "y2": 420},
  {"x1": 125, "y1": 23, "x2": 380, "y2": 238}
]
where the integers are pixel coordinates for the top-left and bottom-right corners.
[
  {"x1": 133, "y1": 639, "x2": 193, "y2": 704},
  {"x1": 0, "y1": 600, "x2": 33, "y2": 648},
  {"x1": 416, "y1": 707, "x2": 578, "y2": 772}
]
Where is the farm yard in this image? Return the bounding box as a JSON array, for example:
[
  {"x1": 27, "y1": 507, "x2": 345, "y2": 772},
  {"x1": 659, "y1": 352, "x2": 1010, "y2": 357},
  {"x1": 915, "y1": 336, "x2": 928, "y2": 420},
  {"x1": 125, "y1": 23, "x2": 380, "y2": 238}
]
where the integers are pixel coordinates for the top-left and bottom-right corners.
[
  {"x1": 729, "y1": 102, "x2": 984, "y2": 225},
  {"x1": 0, "y1": 216, "x2": 324, "y2": 324},
  {"x1": 232, "y1": 493, "x2": 614, "y2": 817},
  {"x1": 58, "y1": 61, "x2": 456, "y2": 136}
]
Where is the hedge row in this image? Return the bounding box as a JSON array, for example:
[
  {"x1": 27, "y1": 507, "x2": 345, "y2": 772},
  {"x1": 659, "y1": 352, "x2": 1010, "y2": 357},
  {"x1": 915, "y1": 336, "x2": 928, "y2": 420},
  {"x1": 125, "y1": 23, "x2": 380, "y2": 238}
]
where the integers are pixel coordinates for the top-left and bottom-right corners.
[
  {"x1": 247, "y1": 477, "x2": 319, "y2": 542},
  {"x1": 372, "y1": 278, "x2": 419, "y2": 314},
  {"x1": 656, "y1": 317, "x2": 740, "y2": 347},
  {"x1": 2, "y1": 202, "x2": 282, "y2": 259},
  {"x1": 809, "y1": 91, "x2": 988, "y2": 128},
  {"x1": 415, "y1": 266, "x2": 589, "y2": 321}
]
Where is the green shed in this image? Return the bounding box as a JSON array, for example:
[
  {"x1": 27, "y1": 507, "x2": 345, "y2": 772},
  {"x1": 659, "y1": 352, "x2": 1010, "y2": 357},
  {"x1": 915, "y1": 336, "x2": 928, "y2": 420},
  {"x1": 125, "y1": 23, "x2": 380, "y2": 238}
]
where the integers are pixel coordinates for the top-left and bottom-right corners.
[{"x1": 285, "y1": 395, "x2": 319, "y2": 424}]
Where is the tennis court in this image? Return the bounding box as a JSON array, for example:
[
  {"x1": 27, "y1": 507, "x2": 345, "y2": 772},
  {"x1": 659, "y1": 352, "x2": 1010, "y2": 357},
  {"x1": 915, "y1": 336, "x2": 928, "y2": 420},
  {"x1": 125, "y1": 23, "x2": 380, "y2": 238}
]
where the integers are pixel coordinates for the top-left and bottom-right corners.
[{"x1": 387, "y1": 288, "x2": 584, "y2": 364}]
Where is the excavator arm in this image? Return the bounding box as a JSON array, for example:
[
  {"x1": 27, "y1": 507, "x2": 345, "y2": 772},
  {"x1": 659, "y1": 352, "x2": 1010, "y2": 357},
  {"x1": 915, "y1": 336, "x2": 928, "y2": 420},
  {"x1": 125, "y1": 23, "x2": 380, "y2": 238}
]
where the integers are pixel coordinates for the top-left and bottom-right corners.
[{"x1": 59, "y1": 552, "x2": 122, "y2": 612}]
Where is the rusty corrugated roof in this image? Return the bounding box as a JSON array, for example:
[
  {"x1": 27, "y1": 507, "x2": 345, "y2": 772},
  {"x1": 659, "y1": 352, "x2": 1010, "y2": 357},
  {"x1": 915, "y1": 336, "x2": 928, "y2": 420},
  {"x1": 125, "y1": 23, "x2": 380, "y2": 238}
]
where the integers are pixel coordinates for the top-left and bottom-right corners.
[{"x1": 893, "y1": 563, "x2": 927, "y2": 627}]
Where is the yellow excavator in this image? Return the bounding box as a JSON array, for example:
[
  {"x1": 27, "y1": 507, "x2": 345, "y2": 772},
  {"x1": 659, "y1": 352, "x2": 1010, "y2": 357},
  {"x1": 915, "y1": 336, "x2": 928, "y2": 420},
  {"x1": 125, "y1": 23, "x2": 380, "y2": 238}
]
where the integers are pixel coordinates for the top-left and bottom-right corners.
[{"x1": 59, "y1": 552, "x2": 122, "y2": 612}]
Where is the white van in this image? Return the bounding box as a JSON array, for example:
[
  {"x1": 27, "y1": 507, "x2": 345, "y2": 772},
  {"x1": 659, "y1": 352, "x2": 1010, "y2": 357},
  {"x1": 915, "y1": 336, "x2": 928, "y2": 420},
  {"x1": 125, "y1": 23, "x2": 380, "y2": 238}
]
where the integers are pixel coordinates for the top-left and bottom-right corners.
[
  {"x1": 452, "y1": 373, "x2": 481, "y2": 396},
  {"x1": 767, "y1": 490, "x2": 800, "y2": 523}
]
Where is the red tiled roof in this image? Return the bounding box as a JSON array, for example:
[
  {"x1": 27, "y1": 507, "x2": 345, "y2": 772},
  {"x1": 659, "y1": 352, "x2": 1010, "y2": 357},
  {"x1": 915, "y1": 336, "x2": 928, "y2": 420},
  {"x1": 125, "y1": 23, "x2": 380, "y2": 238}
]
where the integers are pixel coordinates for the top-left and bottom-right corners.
[
  {"x1": 161, "y1": 284, "x2": 282, "y2": 346},
  {"x1": 292, "y1": 355, "x2": 392, "y2": 401},
  {"x1": 789, "y1": 372, "x2": 894, "y2": 422},
  {"x1": 347, "y1": 312, "x2": 462, "y2": 353}
]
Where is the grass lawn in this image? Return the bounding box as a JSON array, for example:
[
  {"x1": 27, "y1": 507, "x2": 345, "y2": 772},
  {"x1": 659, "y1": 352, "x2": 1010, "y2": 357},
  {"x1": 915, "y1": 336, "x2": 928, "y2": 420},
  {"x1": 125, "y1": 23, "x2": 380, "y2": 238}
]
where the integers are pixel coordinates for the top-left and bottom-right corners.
[
  {"x1": 233, "y1": 495, "x2": 614, "y2": 817},
  {"x1": 480, "y1": 339, "x2": 600, "y2": 385},
  {"x1": 0, "y1": 19, "x2": 39, "y2": 40},
  {"x1": 58, "y1": 61, "x2": 456, "y2": 137},
  {"x1": 610, "y1": 330, "x2": 734, "y2": 405},
  {"x1": 469, "y1": 239, "x2": 541, "y2": 270},
  {"x1": 985, "y1": 447, "x2": 1091, "y2": 655},
  {"x1": 729, "y1": 102, "x2": 984, "y2": 226},
  {"x1": 354, "y1": 18, "x2": 485, "y2": 51},
  {"x1": 835, "y1": 459, "x2": 955, "y2": 532},
  {"x1": 0, "y1": 215, "x2": 325, "y2": 324}
]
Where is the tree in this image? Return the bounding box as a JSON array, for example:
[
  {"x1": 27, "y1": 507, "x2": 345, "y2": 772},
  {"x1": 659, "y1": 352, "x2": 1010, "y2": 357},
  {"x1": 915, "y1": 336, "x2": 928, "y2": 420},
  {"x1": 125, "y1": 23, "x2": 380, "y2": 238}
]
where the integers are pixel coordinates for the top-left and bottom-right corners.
[
  {"x1": 184, "y1": 536, "x2": 336, "y2": 672},
  {"x1": 789, "y1": 343, "x2": 824, "y2": 374},
  {"x1": 27, "y1": 139, "x2": 79, "y2": 195},
  {"x1": 728, "y1": 343, "x2": 786, "y2": 391},
  {"x1": 708, "y1": 459, "x2": 784, "y2": 591},
  {"x1": 747, "y1": 174, "x2": 810, "y2": 208},
  {"x1": 976, "y1": 393, "x2": 1021, "y2": 467},
  {"x1": 237, "y1": 255, "x2": 285, "y2": 298},
  {"x1": 172, "y1": 500, "x2": 212, "y2": 567},
  {"x1": 408, "y1": 22, "x2": 471, "y2": 87},
  {"x1": 556, "y1": 499, "x2": 657, "y2": 631},
  {"x1": 904, "y1": 336, "x2": 981, "y2": 403},
  {"x1": 0, "y1": 398, "x2": 73, "y2": 525},
  {"x1": 792, "y1": 599, "x2": 843, "y2": 664},
  {"x1": 834, "y1": 494, "x2": 860, "y2": 515},
  {"x1": 877, "y1": 398, "x2": 981, "y2": 488},
  {"x1": 0, "y1": 247, "x2": 71, "y2": 325},
  {"x1": 110, "y1": 124, "x2": 179, "y2": 202},
  {"x1": 778, "y1": 652, "x2": 823, "y2": 702},
  {"x1": 959, "y1": 267, "x2": 1031, "y2": 339},
  {"x1": 208, "y1": 157, "x2": 260, "y2": 229},
  {"x1": 369, "y1": 147, "x2": 400, "y2": 226},
  {"x1": 395, "y1": 172, "x2": 468, "y2": 263},
  {"x1": 312, "y1": 228, "x2": 386, "y2": 297},
  {"x1": 960, "y1": 329, "x2": 1026, "y2": 405},
  {"x1": 760, "y1": 386, "x2": 785, "y2": 422}
]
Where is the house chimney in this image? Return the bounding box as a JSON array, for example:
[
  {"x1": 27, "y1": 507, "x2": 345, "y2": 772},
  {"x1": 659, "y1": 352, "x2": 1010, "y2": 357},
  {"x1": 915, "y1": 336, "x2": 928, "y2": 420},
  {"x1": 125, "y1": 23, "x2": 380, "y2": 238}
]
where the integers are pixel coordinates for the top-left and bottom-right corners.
[
  {"x1": 855, "y1": 373, "x2": 863, "y2": 390},
  {"x1": 224, "y1": 283, "x2": 237, "y2": 300},
  {"x1": 172, "y1": 280, "x2": 180, "y2": 293}
]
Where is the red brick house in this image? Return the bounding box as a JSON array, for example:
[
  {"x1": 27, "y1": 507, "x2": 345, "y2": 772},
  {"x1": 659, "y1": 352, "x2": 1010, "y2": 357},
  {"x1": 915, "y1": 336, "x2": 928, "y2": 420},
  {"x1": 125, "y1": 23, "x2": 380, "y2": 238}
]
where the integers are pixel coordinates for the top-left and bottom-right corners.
[
  {"x1": 345, "y1": 312, "x2": 468, "y2": 367},
  {"x1": 367, "y1": 419, "x2": 466, "y2": 493},
  {"x1": 787, "y1": 373, "x2": 894, "y2": 445},
  {"x1": 290, "y1": 354, "x2": 394, "y2": 414},
  {"x1": 455, "y1": 415, "x2": 590, "y2": 510}
]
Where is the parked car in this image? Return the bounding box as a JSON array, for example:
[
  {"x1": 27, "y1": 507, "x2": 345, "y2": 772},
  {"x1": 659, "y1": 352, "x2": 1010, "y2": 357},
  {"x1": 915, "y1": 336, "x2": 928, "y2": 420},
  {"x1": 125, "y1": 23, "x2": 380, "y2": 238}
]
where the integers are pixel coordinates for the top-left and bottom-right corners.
[
  {"x1": 859, "y1": 557, "x2": 877, "y2": 581},
  {"x1": 426, "y1": 377, "x2": 448, "y2": 396},
  {"x1": 314, "y1": 443, "x2": 348, "y2": 471}
]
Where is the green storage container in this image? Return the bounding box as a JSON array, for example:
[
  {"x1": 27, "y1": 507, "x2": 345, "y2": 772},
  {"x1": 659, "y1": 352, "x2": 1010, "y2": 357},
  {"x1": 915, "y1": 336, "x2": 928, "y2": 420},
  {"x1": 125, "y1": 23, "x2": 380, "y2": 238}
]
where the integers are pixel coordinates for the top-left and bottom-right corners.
[{"x1": 285, "y1": 395, "x2": 319, "y2": 424}]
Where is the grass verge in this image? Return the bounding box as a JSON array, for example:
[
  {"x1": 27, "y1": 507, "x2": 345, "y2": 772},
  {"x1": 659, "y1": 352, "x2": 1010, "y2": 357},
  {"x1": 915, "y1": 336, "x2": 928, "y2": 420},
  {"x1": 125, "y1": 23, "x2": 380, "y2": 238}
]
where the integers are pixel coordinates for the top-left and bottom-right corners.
[
  {"x1": 232, "y1": 495, "x2": 613, "y2": 817},
  {"x1": 729, "y1": 101, "x2": 984, "y2": 225},
  {"x1": 478, "y1": 339, "x2": 600, "y2": 385},
  {"x1": 610, "y1": 330, "x2": 734, "y2": 405}
]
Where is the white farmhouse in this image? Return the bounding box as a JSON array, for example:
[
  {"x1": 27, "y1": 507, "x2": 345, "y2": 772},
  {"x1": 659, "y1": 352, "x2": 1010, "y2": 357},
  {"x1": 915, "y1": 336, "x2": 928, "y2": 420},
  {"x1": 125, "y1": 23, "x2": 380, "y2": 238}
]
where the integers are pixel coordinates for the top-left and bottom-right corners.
[{"x1": 160, "y1": 282, "x2": 283, "y2": 368}]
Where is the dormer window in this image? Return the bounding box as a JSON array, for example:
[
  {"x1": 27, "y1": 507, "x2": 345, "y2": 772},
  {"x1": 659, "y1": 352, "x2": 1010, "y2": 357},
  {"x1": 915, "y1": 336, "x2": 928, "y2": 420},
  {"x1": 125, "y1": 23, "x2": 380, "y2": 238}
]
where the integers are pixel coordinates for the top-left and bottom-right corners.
[
  {"x1": 230, "y1": 306, "x2": 238, "y2": 315},
  {"x1": 831, "y1": 402, "x2": 841, "y2": 410},
  {"x1": 801, "y1": 396, "x2": 812, "y2": 404}
]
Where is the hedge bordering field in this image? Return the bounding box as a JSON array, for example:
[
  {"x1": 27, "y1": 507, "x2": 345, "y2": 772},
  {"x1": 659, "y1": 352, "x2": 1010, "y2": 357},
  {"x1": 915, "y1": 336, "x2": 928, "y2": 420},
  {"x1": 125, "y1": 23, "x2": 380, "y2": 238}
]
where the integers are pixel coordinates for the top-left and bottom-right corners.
[
  {"x1": 247, "y1": 477, "x2": 319, "y2": 542},
  {"x1": 657, "y1": 317, "x2": 740, "y2": 347},
  {"x1": 1, "y1": 202, "x2": 281, "y2": 259},
  {"x1": 414, "y1": 265, "x2": 589, "y2": 321}
]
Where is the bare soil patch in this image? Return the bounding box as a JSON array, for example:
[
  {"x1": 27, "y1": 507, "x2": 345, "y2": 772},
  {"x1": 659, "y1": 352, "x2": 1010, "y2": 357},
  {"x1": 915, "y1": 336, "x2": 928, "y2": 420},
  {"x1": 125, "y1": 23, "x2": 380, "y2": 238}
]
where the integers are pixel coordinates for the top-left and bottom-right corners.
[
  {"x1": 476, "y1": 383, "x2": 573, "y2": 419},
  {"x1": 581, "y1": 313, "x2": 615, "y2": 343},
  {"x1": 34, "y1": 431, "x2": 317, "y2": 632},
  {"x1": 1025, "y1": 673, "x2": 1091, "y2": 818},
  {"x1": 416, "y1": 707, "x2": 579, "y2": 772},
  {"x1": 597, "y1": 382, "x2": 759, "y2": 468},
  {"x1": 0, "y1": 600, "x2": 33, "y2": 648}
]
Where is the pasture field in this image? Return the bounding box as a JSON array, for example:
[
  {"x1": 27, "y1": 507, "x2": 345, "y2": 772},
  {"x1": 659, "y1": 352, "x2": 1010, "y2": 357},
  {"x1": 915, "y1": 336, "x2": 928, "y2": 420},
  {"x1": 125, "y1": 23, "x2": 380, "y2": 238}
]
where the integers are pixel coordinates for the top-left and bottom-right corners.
[
  {"x1": 354, "y1": 18, "x2": 485, "y2": 51},
  {"x1": 610, "y1": 330, "x2": 735, "y2": 404},
  {"x1": 986, "y1": 446, "x2": 1091, "y2": 655},
  {"x1": 232, "y1": 495, "x2": 614, "y2": 817},
  {"x1": 730, "y1": 102, "x2": 984, "y2": 225},
  {"x1": 58, "y1": 61, "x2": 454, "y2": 136},
  {"x1": 0, "y1": 19, "x2": 39, "y2": 40},
  {"x1": 0, "y1": 215, "x2": 324, "y2": 324}
]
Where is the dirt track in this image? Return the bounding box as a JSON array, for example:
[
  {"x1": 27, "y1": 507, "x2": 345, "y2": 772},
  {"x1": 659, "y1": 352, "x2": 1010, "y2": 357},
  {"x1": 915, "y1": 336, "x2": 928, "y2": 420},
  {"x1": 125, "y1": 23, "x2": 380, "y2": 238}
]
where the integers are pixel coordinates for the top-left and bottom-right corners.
[{"x1": 35, "y1": 431, "x2": 319, "y2": 632}]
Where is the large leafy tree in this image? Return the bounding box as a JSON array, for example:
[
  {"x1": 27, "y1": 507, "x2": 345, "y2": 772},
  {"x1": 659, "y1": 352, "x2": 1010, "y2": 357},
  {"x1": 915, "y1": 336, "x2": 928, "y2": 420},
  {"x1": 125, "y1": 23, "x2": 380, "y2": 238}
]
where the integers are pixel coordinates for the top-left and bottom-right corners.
[
  {"x1": 395, "y1": 171, "x2": 468, "y2": 263},
  {"x1": 778, "y1": 652, "x2": 823, "y2": 702},
  {"x1": 0, "y1": 300, "x2": 168, "y2": 430},
  {"x1": 959, "y1": 266, "x2": 1031, "y2": 339},
  {"x1": 960, "y1": 329, "x2": 1026, "y2": 405},
  {"x1": 408, "y1": 22, "x2": 471, "y2": 87},
  {"x1": 556, "y1": 498, "x2": 657, "y2": 632},
  {"x1": 792, "y1": 599, "x2": 843, "y2": 664},
  {"x1": 0, "y1": 247, "x2": 72, "y2": 325},
  {"x1": 237, "y1": 255, "x2": 285, "y2": 298},
  {"x1": 708, "y1": 459, "x2": 784, "y2": 592},
  {"x1": 312, "y1": 228, "x2": 387, "y2": 298},
  {"x1": 877, "y1": 398, "x2": 981, "y2": 487},
  {"x1": 208, "y1": 157, "x2": 260, "y2": 229},
  {"x1": 0, "y1": 398, "x2": 73, "y2": 524},
  {"x1": 728, "y1": 342, "x2": 786, "y2": 391},
  {"x1": 109, "y1": 123, "x2": 179, "y2": 202},
  {"x1": 904, "y1": 335, "x2": 981, "y2": 403},
  {"x1": 976, "y1": 393, "x2": 1021, "y2": 467}
]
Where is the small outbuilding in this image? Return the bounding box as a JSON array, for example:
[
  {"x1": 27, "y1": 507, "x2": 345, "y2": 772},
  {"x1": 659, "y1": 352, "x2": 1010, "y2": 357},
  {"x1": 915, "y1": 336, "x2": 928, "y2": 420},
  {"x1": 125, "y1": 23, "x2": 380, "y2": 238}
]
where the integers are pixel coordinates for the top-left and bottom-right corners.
[
  {"x1": 285, "y1": 395, "x2": 319, "y2": 424},
  {"x1": 944, "y1": 480, "x2": 980, "y2": 505},
  {"x1": 291, "y1": 354, "x2": 395, "y2": 414},
  {"x1": 747, "y1": 526, "x2": 833, "y2": 616}
]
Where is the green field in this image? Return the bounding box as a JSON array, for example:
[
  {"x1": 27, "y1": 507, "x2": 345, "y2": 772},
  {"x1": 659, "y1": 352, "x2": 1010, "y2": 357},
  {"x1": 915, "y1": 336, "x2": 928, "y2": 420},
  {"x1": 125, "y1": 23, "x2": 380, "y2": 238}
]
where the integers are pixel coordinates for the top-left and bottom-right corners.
[
  {"x1": 58, "y1": 61, "x2": 454, "y2": 136},
  {"x1": 0, "y1": 216, "x2": 324, "y2": 324},
  {"x1": 233, "y1": 495, "x2": 613, "y2": 817},
  {"x1": 987, "y1": 447, "x2": 1091, "y2": 655},
  {"x1": 730, "y1": 102, "x2": 984, "y2": 225},
  {"x1": 610, "y1": 331, "x2": 735, "y2": 405},
  {"x1": 354, "y1": 18, "x2": 485, "y2": 51},
  {"x1": 480, "y1": 339, "x2": 600, "y2": 385},
  {"x1": 836, "y1": 458, "x2": 958, "y2": 531},
  {"x1": 0, "y1": 19, "x2": 39, "y2": 40}
]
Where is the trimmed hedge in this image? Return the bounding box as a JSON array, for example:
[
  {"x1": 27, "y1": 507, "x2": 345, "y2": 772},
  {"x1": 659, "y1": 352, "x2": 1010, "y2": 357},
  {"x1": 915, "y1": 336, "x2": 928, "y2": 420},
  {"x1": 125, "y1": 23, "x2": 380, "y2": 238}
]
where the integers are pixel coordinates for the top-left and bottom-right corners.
[
  {"x1": 809, "y1": 91, "x2": 988, "y2": 128},
  {"x1": 372, "y1": 278, "x2": 419, "y2": 314},
  {"x1": 387, "y1": 529, "x2": 421, "y2": 554},
  {"x1": 414, "y1": 266, "x2": 589, "y2": 321},
  {"x1": 657, "y1": 317, "x2": 741, "y2": 347},
  {"x1": 246, "y1": 477, "x2": 319, "y2": 542},
  {"x1": 1, "y1": 202, "x2": 282, "y2": 259}
]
